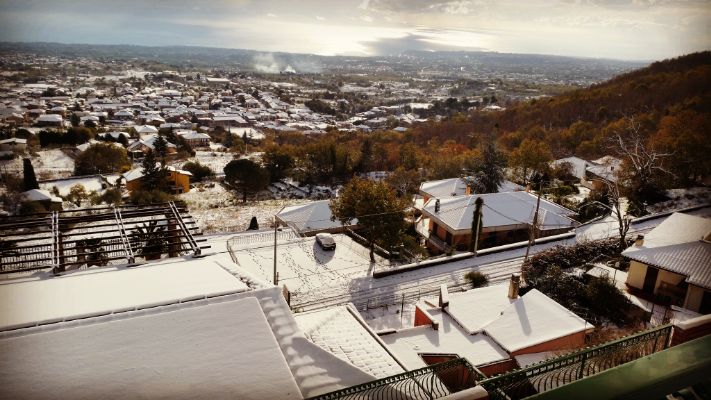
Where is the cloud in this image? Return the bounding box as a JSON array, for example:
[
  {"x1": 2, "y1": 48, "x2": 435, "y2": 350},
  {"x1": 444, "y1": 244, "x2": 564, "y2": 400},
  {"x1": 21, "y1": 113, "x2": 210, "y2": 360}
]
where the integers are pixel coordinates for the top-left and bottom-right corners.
[
  {"x1": 316, "y1": 15, "x2": 325, "y2": 21},
  {"x1": 361, "y1": 15, "x2": 374, "y2": 22},
  {"x1": 266, "y1": 13, "x2": 277, "y2": 18},
  {"x1": 360, "y1": 29, "x2": 489, "y2": 55}
]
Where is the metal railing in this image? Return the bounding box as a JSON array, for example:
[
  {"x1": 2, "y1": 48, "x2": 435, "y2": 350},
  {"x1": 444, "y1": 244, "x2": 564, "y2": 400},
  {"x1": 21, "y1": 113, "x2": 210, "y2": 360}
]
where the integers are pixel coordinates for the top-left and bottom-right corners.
[
  {"x1": 478, "y1": 324, "x2": 673, "y2": 400},
  {"x1": 307, "y1": 358, "x2": 484, "y2": 400}
]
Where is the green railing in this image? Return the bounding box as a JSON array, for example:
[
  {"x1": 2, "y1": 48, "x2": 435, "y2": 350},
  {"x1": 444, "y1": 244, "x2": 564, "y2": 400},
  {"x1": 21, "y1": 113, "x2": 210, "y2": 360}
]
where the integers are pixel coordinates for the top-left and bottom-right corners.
[
  {"x1": 478, "y1": 324, "x2": 673, "y2": 400},
  {"x1": 307, "y1": 358, "x2": 485, "y2": 400}
]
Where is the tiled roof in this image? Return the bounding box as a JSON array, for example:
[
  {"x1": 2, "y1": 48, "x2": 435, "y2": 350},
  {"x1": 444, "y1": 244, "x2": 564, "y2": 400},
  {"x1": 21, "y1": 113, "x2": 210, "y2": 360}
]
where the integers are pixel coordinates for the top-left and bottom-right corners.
[
  {"x1": 295, "y1": 305, "x2": 404, "y2": 379},
  {"x1": 623, "y1": 213, "x2": 711, "y2": 289},
  {"x1": 276, "y1": 200, "x2": 356, "y2": 233},
  {"x1": 422, "y1": 192, "x2": 578, "y2": 233}
]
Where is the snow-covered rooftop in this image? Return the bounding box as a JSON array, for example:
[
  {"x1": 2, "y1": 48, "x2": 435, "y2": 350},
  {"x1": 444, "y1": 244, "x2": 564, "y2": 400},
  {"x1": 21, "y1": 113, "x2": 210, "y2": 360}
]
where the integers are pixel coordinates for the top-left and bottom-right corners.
[
  {"x1": 483, "y1": 289, "x2": 592, "y2": 353},
  {"x1": 380, "y1": 306, "x2": 509, "y2": 370},
  {"x1": 276, "y1": 200, "x2": 356, "y2": 233},
  {"x1": 295, "y1": 304, "x2": 404, "y2": 379},
  {"x1": 0, "y1": 258, "x2": 248, "y2": 331},
  {"x1": 22, "y1": 188, "x2": 62, "y2": 203},
  {"x1": 622, "y1": 213, "x2": 711, "y2": 289},
  {"x1": 0, "y1": 295, "x2": 302, "y2": 400},
  {"x1": 419, "y1": 177, "x2": 523, "y2": 199},
  {"x1": 422, "y1": 192, "x2": 579, "y2": 233},
  {"x1": 444, "y1": 284, "x2": 516, "y2": 334}
]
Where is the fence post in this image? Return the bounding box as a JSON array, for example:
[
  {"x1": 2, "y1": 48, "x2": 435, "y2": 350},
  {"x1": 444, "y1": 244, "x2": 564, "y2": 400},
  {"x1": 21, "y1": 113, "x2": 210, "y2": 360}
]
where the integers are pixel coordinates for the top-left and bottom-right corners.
[{"x1": 577, "y1": 351, "x2": 587, "y2": 380}]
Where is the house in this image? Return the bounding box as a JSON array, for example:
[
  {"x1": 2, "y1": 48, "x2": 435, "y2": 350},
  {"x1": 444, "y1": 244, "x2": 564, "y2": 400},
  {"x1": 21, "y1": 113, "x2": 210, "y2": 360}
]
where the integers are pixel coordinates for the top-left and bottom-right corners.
[
  {"x1": 380, "y1": 276, "x2": 593, "y2": 376},
  {"x1": 276, "y1": 200, "x2": 357, "y2": 236},
  {"x1": 623, "y1": 213, "x2": 711, "y2": 314},
  {"x1": 126, "y1": 134, "x2": 177, "y2": 158},
  {"x1": 551, "y1": 156, "x2": 596, "y2": 186},
  {"x1": 122, "y1": 165, "x2": 192, "y2": 194},
  {"x1": 418, "y1": 177, "x2": 524, "y2": 204},
  {"x1": 0, "y1": 138, "x2": 27, "y2": 153},
  {"x1": 22, "y1": 189, "x2": 63, "y2": 211},
  {"x1": 418, "y1": 191, "x2": 579, "y2": 252},
  {"x1": 585, "y1": 156, "x2": 623, "y2": 190},
  {"x1": 0, "y1": 256, "x2": 403, "y2": 399},
  {"x1": 35, "y1": 113, "x2": 63, "y2": 127},
  {"x1": 176, "y1": 130, "x2": 211, "y2": 148}
]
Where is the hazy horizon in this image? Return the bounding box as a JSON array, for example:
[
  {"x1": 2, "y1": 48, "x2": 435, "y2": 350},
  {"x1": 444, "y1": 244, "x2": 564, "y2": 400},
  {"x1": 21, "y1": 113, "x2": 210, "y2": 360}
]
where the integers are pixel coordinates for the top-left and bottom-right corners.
[{"x1": 1, "y1": 0, "x2": 710, "y2": 62}]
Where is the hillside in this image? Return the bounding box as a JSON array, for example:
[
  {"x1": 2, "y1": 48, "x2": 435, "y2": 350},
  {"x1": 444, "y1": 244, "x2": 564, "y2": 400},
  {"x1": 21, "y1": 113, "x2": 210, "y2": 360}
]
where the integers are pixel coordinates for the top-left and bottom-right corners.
[{"x1": 457, "y1": 52, "x2": 711, "y2": 184}]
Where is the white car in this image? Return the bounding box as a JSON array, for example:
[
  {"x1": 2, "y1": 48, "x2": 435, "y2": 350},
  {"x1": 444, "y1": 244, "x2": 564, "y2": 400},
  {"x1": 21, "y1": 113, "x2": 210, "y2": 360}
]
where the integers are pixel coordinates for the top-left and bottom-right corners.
[{"x1": 315, "y1": 233, "x2": 336, "y2": 250}]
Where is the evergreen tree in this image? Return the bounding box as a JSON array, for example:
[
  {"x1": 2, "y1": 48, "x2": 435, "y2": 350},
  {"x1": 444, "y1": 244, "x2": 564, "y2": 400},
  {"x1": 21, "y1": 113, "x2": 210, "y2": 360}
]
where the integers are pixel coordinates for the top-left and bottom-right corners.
[
  {"x1": 22, "y1": 158, "x2": 39, "y2": 191},
  {"x1": 153, "y1": 134, "x2": 169, "y2": 165},
  {"x1": 247, "y1": 216, "x2": 259, "y2": 230},
  {"x1": 141, "y1": 150, "x2": 167, "y2": 192},
  {"x1": 474, "y1": 140, "x2": 507, "y2": 193}
]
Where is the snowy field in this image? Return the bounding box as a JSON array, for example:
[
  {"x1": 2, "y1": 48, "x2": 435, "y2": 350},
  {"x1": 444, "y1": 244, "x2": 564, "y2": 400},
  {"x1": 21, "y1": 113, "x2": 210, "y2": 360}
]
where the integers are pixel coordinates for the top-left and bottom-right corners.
[
  {"x1": 0, "y1": 149, "x2": 75, "y2": 180},
  {"x1": 171, "y1": 150, "x2": 236, "y2": 178},
  {"x1": 180, "y1": 183, "x2": 312, "y2": 233},
  {"x1": 230, "y1": 233, "x2": 393, "y2": 305}
]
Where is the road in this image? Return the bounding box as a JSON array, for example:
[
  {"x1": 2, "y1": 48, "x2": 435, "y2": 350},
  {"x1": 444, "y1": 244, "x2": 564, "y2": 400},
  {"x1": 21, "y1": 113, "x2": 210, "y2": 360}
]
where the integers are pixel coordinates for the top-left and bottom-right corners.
[{"x1": 288, "y1": 206, "x2": 710, "y2": 312}]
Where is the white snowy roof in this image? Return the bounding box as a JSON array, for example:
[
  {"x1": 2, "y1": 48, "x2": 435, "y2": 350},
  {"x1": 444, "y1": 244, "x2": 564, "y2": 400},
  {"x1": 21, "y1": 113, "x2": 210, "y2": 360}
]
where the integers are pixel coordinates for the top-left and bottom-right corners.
[
  {"x1": 380, "y1": 306, "x2": 509, "y2": 370},
  {"x1": 135, "y1": 124, "x2": 158, "y2": 134},
  {"x1": 443, "y1": 284, "x2": 516, "y2": 334},
  {"x1": 483, "y1": 289, "x2": 592, "y2": 353},
  {"x1": 36, "y1": 114, "x2": 62, "y2": 122},
  {"x1": 177, "y1": 130, "x2": 210, "y2": 140},
  {"x1": 276, "y1": 200, "x2": 356, "y2": 233},
  {"x1": 622, "y1": 213, "x2": 711, "y2": 289},
  {"x1": 295, "y1": 305, "x2": 404, "y2": 379},
  {"x1": 419, "y1": 177, "x2": 523, "y2": 198},
  {"x1": 0, "y1": 295, "x2": 301, "y2": 400},
  {"x1": 586, "y1": 156, "x2": 622, "y2": 183},
  {"x1": 0, "y1": 259, "x2": 248, "y2": 331},
  {"x1": 552, "y1": 156, "x2": 594, "y2": 180},
  {"x1": 422, "y1": 192, "x2": 578, "y2": 233},
  {"x1": 22, "y1": 189, "x2": 62, "y2": 203}
]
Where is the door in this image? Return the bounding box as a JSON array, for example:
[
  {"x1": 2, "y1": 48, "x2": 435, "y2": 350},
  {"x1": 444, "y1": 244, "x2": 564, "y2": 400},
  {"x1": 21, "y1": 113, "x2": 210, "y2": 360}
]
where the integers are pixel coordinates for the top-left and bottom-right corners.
[
  {"x1": 643, "y1": 266, "x2": 658, "y2": 295},
  {"x1": 700, "y1": 291, "x2": 711, "y2": 314}
]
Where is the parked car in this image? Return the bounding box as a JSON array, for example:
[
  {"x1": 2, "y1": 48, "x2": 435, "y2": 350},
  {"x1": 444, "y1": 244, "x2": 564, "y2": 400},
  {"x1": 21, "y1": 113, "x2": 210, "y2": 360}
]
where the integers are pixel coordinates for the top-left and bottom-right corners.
[{"x1": 315, "y1": 233, "x2": 336, "y2": 250}]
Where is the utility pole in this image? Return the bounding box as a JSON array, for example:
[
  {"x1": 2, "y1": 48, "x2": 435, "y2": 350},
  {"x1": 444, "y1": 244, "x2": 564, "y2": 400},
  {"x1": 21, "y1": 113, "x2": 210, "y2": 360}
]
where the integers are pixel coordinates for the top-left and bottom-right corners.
[
  {"x1": 524, "y1": 182, "x2": 543, "y2": 262},
  {"x1": 273, "y1": 216, "x2": 278, "y2": 286},
  {"x1": 470, "y1": 197, "x2": 483, "y2": 254}
]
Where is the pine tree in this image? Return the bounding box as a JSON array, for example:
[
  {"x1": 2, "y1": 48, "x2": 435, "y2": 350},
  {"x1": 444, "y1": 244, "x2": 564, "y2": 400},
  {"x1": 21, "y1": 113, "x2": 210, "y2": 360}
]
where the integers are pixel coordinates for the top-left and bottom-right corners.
[
  {"x1": 153, "y1": 134, "x2": 169, "y2": 165},
  {"x1": 22, "y1": 158, "x2": 39, "y2": 191},
  {"x1": 141, "y1": 150, "x2": 166, "y2": 192},
  {"x1": 475, "y1": 140, "x2": 507, "y2": 194}
]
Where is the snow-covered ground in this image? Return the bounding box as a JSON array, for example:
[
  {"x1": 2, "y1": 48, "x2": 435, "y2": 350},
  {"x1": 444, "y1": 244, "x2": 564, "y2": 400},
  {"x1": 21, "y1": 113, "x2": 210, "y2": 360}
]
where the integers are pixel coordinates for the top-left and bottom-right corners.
[
  {"x1": 171, "y1": 150, "x2": 236, "y2": 178},
  {"x1": 180, "y1": 183, "x2": 312, "y2": 233},
  {"x1": 0, "y1": 149, "x2": 75, "y2": 180},
  {"x1": 229, "y1": 233, "x2": 393, "y2": 305},
  {"x1": 647, "y1": 187, "x2": 711, "y2": 214}
]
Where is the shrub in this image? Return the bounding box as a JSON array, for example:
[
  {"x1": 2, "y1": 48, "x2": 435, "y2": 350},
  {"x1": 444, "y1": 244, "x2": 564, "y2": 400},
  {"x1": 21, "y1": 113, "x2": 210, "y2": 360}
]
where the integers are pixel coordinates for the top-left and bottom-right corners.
[
  {"x1": 522, "y1": 238, "x2": 625, "y2": 287},
  {"x1": 182, "y1": 161, "x2": 214, "y2": 182},
  {"x1": 74, "y1": 143, "x2": 131, "y2": 175},
  {"x1": 464, "y1": 271, "x2": 489, "y2": 289}
]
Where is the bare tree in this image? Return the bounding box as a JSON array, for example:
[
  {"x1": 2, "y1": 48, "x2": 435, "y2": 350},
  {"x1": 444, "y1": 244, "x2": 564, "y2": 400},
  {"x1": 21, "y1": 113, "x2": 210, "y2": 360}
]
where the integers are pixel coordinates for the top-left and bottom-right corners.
[{"x1": 610, "y1": 118, "x2": 673, "y2": 210}]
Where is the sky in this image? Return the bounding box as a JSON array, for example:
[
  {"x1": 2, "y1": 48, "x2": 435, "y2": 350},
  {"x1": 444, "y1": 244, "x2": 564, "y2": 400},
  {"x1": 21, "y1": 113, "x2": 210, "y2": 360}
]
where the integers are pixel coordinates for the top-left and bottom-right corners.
[{"x1": 0, "y1": 0, "x2": 709, "y2": 61}]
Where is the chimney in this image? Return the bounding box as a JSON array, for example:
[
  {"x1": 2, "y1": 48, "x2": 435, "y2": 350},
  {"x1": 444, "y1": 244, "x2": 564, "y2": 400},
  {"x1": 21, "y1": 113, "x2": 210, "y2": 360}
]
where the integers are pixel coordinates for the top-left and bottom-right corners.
[
  {"x1": 635, "y1": 235, "x2": 644, "y2": 247},
  {"x1": 508, "y1": 273, "x2": 521, "y2": 299},
  {"x1": 434, "y1": 199, "x2": 441, "y2": 213},
  {"x1": 439, "y1": 284, "x2": 450, "y2": 308}
]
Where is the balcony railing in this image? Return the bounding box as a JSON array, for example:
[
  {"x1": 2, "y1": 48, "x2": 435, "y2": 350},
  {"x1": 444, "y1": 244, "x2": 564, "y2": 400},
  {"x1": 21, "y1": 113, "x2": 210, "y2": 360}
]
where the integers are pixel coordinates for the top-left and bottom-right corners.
[
  {"x1": 307, "y1": 357, "x2": 484, "y2": 400},
  {"x1": 478, "y1": 324, "x2": 673, "y2": 400}
]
